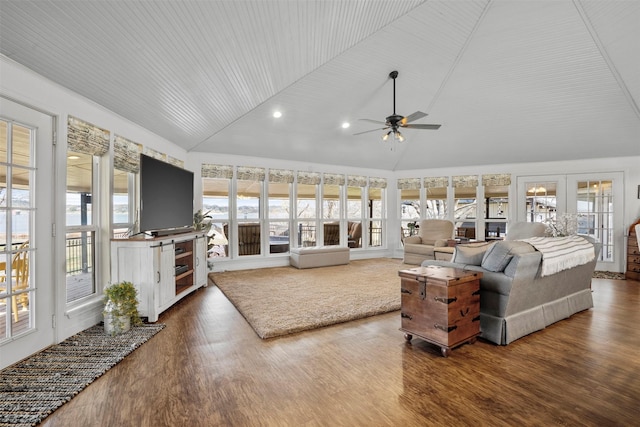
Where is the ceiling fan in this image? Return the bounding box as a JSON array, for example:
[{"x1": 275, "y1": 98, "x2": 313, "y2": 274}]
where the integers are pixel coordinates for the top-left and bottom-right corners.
[{"x1": 354, "y1": 70, "x2": 441, "y2": 142}]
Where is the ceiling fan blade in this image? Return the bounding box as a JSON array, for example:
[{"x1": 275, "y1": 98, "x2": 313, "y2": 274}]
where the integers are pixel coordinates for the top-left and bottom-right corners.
[
  {"x1": 403, "y1": 123, "x2": 441, "y2": 130},
  {"x1": 401, "y1": 111, "x2": 428, "y2": 125},
  {"x1": 353, "y1": 127, "x2": 389, "y2": 136},
  {"x1": 359, "y1": 118, "x2": 387, "y2": 125}
]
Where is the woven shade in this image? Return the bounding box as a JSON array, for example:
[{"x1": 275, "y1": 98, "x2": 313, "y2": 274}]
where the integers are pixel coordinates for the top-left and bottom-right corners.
[
  {"x1": 424, "y1": 176, "x2": 449, "y2": 188},
  {"x1": 323, "y1": 173, "x2": 345, "y2": 186},
  {"x1": 269, "y1": 169, "x2": 294, "y2": 183},
  {"x1": 369, "y1": 177, "x2": 387, "y2": 189},
  {"x1": 297, "y1": 171, "x2": 321, "y2": 185},
  {"x1": 453, "y1": 175, "x2": 478, "y2": 188},
  {"x1": 67, "y1": 116, "x2": 109, "y2": 156},
  {"x1": 237, "y1": 166, "x2": 265, "y2": 181},
  {"x1": 397, "y1": 178, "x2": 421, "y2": 190},
  {"x1": 202, "y1": 164, "x2": 233, "y2": 179},
  {"x1": 143, "y1": 147, "x2": 166, "y2": 161},
  {"x1": 347, "y1": 175, "x2": 367, "y2": 187},
  {"x1": 113, "y1": 135, "x2": 141, "y2": 173},
  {"x1": 482, "y1": 173, "x2": 511, "y2": 186},
  {"x1": 168, "y1": 156, "x2": 184, "y2": 168}
]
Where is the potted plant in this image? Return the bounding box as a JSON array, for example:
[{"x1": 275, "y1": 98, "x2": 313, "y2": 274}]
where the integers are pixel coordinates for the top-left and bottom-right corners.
[
  {"x1": 193, "y1": 209, "x2": 212, "y2": 232},
  {"x1": 103, "y1": 281, "x2": 142, "y2": 335}
]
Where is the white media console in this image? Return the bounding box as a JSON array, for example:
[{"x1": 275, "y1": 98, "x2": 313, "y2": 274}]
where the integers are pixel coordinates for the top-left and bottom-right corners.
[{"x1": 111, "y1": 231, "x2": 208, "y2": 322}]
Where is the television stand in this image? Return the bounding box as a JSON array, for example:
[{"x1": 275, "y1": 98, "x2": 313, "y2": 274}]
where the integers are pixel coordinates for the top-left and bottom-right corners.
[{"x1": 111, "y1": 231, "x2": 208, "y2": 322}]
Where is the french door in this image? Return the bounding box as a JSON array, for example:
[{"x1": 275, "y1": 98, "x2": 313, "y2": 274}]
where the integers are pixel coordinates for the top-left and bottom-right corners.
[
  {"x1": 0, "y1": 96, "x2": 55, "y2": 369},
  {"x1": 517, "y1": 173, "x2": 623, "y2": 272}
]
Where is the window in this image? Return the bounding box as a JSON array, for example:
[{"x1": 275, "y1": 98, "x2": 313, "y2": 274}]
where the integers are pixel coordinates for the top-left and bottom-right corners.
[
  {"x1": 267, "y1": 169, "x2": 293, "y2": 254},
  {"x1": 421, "y1": 176, "x2": 450, "y2": 244},
  {"x1": 577, "y1": 180, "x2": 613, "y2": 261},
  {"x1": 322, "y1": 174, "x2": 343, "y2": 246},
  {"x1": 368, "y1": 177, "x2": 386, "y2": 247},
  {"x1": 482, "y1": 174, "x2": 510, "y2": 240},
  {"x1": 202, "y1": 177, "x2": 230, "y2": 259},
  {"x1": 525, "y1": 182, "x2": 557, "y2": 223},
  {"x1": 112, "y1": 135, "x2": 140, "y2": 238},
  {"x1": 112, "y1": 169, "x2": 135, "y2": 237},
  {"x1": 453, "y1": 175, "x2": 478, "y2": 241},
  {"x1": 346, "y1": 175, "x2": 366, "y2": 249},
  {"x1": 66, "y1": 151, "x2": 97, "y2": 302},
  {"x1": 65, "y1": 116, "x2": 109, "y2": 304},
  {"x1": 399, "y1": 178, "x2": 421, "y2": 238},
  {"x1": 236, "y1": 167, "x2": 264, "y2": 256},
  {"x1": 0, "y1": 119, "x2": 34, "y2": 336},
  {"x1": 296, "y1": 172, "x2": 320, "y2": 247}
]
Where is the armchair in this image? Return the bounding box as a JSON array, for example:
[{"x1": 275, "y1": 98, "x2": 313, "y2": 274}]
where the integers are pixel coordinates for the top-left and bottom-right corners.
[
  {"x1": 505, "y1": 221, "x2": 547, "y2": 240},
  {"x1": 224, "y1": 223, "x2": 261, "y2": 255},
  {"x1": 403, "y1": 219, "x2": 454, "y2": 265},
  {"x1": 347, "y1": 221, "x2": 362, "y2": 248}
]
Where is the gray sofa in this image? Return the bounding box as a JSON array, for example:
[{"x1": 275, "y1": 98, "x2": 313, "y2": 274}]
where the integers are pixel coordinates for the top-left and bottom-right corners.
[{"x1": 422, "y1": 235, "x2": 600, "y2": 345}]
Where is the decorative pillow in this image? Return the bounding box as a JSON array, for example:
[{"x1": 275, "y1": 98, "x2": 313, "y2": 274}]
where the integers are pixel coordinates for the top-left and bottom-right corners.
[
  {"x1": 481, "y1": 241, "x2": 534, "y2": 272},
  {"x1": 453, "y1": 242, "x2": 494, "y2": 265}
]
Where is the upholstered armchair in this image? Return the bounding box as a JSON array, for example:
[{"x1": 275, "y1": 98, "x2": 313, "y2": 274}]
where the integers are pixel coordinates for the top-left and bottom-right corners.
[
  {"x1": 224, "y1": 223, "x2": 261, "y2": 255},
  {"x1": 347, "y1": 221, "x2": 362, "y2": 248},
  {"x1": 403, "y1": 219, "x2": 454, "y2": 264}
]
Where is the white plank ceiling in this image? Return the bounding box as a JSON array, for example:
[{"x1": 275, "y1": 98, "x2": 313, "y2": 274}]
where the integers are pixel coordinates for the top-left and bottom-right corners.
[{"x1": 1, "y1": 0, "x2": 639, "y2": 171}]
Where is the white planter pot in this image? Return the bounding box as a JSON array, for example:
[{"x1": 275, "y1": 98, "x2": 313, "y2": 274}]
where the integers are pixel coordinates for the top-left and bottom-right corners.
[{"x1": 103, "y1": 301, "x2": 132, "y2": 335}]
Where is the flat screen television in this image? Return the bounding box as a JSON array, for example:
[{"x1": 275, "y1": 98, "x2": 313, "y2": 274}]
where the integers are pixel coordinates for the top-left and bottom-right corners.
[{"x1": 139, "y1": 154, "x2": 194, "y2": 236}]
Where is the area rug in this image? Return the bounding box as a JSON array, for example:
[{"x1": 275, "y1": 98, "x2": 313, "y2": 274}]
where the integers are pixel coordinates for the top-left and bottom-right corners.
[
  {"x1": 593, "y1": 271, "x2": 626, "y2": 280},
  {"x1": 0, "y1": 323, "x2": 165, "y2": 427},
  {"x1": 210, "y1": 258, "x2": 407, "y2": 339}
]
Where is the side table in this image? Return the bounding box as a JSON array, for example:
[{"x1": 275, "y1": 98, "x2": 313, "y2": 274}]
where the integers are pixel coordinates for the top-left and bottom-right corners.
[{"x1": 399, "y1": 266, "x2": 482, "y2": 357}]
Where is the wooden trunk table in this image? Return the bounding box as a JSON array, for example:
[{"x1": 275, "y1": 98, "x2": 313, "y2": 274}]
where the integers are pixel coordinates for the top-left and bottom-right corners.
[{"x1": 399, "y1": 266, "x2": 482, "y2": 357}]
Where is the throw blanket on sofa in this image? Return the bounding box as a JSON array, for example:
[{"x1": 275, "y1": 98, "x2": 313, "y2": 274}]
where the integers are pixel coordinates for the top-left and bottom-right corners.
[{"x1": 522, "y1": 235, "x2": 595, "y2": 277}]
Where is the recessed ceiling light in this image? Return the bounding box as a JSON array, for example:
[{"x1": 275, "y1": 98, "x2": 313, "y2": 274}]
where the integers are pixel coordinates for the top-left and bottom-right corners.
[
  {"x1": 273, "y1": 111, "x2": 282, "y2": 118},
  {"x1": 341, "y1": 122, "x2": 350, "y2": 129}
]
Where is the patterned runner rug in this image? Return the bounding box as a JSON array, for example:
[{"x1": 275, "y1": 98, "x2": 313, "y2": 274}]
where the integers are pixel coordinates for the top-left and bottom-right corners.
[{"x1": 0, "y1": 323, "x2": 164, "y2": 427}]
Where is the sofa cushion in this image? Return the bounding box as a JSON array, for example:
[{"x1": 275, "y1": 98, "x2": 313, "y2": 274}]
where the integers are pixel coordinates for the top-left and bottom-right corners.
[
  {"x1": 482, "y1": 240, "x2": 535, "y2": 272},
  {"x1": 452, "y1": 242, "x2": 494, "y2": 265}
]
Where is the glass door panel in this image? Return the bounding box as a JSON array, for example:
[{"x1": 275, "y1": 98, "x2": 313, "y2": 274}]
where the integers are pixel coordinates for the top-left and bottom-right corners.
[{"x1": 0, "y1": 97, "x2": 54, "y2": 369}]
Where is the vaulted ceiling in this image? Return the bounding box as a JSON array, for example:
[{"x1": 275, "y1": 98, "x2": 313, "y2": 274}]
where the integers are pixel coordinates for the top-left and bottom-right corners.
[{"x1": 1, "y1": 0, "x2": 639, "y2": 171}]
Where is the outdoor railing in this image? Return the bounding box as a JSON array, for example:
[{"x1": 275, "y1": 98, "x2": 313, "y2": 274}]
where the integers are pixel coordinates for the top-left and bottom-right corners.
[{"x1": 66, "y1": 233, "x2": 93, "y2": 275}]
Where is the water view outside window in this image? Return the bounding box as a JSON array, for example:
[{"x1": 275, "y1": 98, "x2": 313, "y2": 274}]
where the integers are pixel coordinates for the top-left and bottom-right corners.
[
  {"x1": 0, "y1": 120, "x2": 34, "y2": 337},
  {"x1": 112, "y1": 168, "x2": 134, "y2": 238},
  {"x1": 66, "y1": 151, "x2": 96, "y2": 302}
]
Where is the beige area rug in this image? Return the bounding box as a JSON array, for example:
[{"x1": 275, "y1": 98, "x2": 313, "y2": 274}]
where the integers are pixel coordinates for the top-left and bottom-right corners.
[{"x1": 210, "y1": 258, "x2": 408, "y2": 339}]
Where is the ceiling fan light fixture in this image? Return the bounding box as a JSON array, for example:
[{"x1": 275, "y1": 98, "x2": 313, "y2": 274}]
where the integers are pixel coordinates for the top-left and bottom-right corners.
[
  {"x1": 382, "y1": 131, "x2": 391, "y2": 141},
  {"x1": 396, "y1": 131, "x2": 404, "y2": 142}
]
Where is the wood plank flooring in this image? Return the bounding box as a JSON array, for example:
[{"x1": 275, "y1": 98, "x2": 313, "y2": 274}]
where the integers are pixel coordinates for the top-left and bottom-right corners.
[{"x1": 40, "y1": 277, "x2": 640, "y2": 427}]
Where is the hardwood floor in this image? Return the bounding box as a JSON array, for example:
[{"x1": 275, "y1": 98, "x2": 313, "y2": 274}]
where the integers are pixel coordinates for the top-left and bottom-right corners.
[{"x1": 41, "y1": 277, "x2": 639, "y2": 427}]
